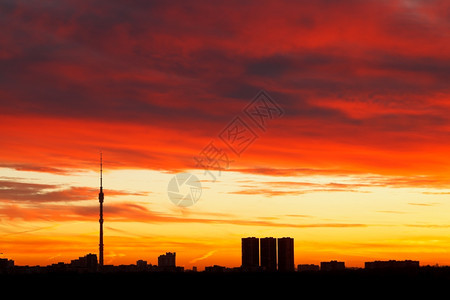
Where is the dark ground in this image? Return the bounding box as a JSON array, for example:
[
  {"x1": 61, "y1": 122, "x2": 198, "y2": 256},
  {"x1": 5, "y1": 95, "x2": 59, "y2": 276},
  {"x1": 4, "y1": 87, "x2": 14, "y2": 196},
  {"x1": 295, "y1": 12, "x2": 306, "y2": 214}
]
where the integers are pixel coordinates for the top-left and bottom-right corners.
[{"x1": 1, "y1": 267, "x2": 449, "y2": 296}]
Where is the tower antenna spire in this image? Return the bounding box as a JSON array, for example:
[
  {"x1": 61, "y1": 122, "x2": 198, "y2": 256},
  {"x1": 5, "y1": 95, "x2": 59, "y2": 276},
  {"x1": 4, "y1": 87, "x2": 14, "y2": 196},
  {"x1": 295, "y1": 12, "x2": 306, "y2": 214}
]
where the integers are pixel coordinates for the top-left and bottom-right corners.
[
  {"x1": 98, "y1": 152, "x2": 104, "y2": 269},
  {"x1": 100, "y1": 152, "x2": 103, "y2": 189}
]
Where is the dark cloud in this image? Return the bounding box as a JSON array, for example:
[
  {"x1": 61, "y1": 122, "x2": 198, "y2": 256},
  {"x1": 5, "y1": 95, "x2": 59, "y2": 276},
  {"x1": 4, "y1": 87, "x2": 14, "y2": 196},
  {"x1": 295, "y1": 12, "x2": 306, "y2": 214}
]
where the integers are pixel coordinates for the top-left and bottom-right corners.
[
  {"x1": 245, "y1": 53, "x2": 338, "y2": 78},
  {"x1": 2, "y1": 0, "x2": 448, "y2": 125}
]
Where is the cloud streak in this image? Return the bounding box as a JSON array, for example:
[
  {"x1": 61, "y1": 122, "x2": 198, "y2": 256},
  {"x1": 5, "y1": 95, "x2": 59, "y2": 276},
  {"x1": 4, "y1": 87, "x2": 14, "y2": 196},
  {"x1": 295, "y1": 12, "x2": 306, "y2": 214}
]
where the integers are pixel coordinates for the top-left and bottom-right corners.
[
  {"x1": 228, "y1": 174, "x2": 450, "y2": 197},
  {"x1": 189, "y1": 250, "x2": 217, "y2": 264},
  {"x1": 0, "y1": 179, "x2": 148, "y2": 203},
  {"x1": 0, "y1": 201, "x2": 368, "y2": 229}
]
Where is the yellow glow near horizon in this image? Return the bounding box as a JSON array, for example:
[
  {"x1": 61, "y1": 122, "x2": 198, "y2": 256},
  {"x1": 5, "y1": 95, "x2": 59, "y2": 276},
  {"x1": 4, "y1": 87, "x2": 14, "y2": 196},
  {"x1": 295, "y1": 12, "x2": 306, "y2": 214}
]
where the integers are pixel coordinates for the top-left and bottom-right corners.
[{"x1": 1, "y1": 167, "x2": 450, "y2": 269}]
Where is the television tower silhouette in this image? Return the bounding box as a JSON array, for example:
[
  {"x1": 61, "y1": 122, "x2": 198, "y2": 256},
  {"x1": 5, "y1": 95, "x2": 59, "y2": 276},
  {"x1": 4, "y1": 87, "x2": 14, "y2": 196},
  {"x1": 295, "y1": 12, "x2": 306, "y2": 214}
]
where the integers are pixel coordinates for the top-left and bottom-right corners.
[{"x1": 98, "y1": 152, "x2": 104, "y2": 268}]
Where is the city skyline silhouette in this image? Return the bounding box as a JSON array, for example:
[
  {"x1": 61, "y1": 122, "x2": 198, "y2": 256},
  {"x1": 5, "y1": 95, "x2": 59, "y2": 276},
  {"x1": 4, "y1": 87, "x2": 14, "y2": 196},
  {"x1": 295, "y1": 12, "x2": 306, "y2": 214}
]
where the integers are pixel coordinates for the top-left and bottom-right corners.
[
  {"x1": 0, "y1": 237, "x2": 425, "y2": 274},
  {"x1": 1, "y1": 0, "x2": 449, "y2": 277}
]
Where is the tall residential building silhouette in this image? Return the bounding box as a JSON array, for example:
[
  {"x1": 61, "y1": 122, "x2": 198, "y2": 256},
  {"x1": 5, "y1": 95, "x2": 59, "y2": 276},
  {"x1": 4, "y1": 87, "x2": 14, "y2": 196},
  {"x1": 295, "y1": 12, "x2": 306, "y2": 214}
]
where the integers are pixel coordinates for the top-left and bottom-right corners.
[
  {"x1": 260, "y1": 237, "x2": 277, "y2": 271},
  {"x1": 278, "y1": 237, "x2": 294, "y2": 272},
  {"x1": 241, "y1": 237, "x2": 259, "y2": 270},
  {"x1": 98, "y1": 153, "x2": 104, "y2": 268}
]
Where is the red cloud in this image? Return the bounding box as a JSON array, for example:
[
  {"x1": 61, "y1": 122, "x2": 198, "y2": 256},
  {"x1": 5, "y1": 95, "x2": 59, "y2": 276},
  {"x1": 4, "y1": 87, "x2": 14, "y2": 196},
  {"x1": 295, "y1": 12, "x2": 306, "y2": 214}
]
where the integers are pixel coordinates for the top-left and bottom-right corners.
[{"x1": 0, "y1": 0, "x2": 448, "y2": 180}]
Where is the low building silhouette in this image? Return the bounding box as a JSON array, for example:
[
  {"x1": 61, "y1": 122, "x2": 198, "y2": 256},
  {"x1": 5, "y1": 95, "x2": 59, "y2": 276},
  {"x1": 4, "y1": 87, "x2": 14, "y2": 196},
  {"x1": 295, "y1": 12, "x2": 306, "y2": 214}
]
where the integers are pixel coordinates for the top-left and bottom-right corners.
[
  {"x1": 321, "y1": 260, "x2": 345, "y2": 271},
  {"x1": 158, "y1": 252, "x2": 183, "y2": 271},
  {"x1": 298, "y1": 264, "x2": 320, "y2": 272},
  {"x1": 205, "y1": 265, "x2": 226, "y2": 272},
  {"x1": 0, "y1": 258, "x2": 14, "y2": 273},
  {"x1": 185, "y1": 266, "x2": 198, "y2": 272},
  {"x1": 49, "y1": 262, "x2": 69, "y2": 272},
  {"x1": 158, "y1": 252, "x2": 175, "y2": 267},
  {"x1": 136, "y1": 259, "x2": 148, "y2": 271},
  {"x1": 70, "y1": 253, "x2": 98, "y2": 272},
  {"x1": 365, "y1": 260, "x2": 419, "y2": 270}
]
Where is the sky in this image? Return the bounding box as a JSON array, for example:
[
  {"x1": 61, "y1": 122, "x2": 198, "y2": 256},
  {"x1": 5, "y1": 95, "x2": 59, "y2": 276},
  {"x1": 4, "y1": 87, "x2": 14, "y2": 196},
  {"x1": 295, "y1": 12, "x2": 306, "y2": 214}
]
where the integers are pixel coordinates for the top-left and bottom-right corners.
[{"x1": 0, "y1": 0, "x2": 449, "y2": 269}]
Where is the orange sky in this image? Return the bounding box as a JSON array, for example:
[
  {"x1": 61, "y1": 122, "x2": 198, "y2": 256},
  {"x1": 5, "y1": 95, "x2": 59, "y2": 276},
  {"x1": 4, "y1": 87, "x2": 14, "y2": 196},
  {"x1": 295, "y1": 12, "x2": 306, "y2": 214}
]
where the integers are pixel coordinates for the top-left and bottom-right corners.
[{"x1": 0, "y1": 0, "x2": 449, "y2": 269}]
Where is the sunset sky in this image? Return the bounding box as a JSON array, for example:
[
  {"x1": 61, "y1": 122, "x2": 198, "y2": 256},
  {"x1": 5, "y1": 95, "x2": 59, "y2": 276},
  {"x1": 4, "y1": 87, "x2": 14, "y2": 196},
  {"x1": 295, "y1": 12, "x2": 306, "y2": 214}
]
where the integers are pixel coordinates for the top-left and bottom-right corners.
[{"x1": 1, "y1": 0, "x2": 449, "y2": 269}]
